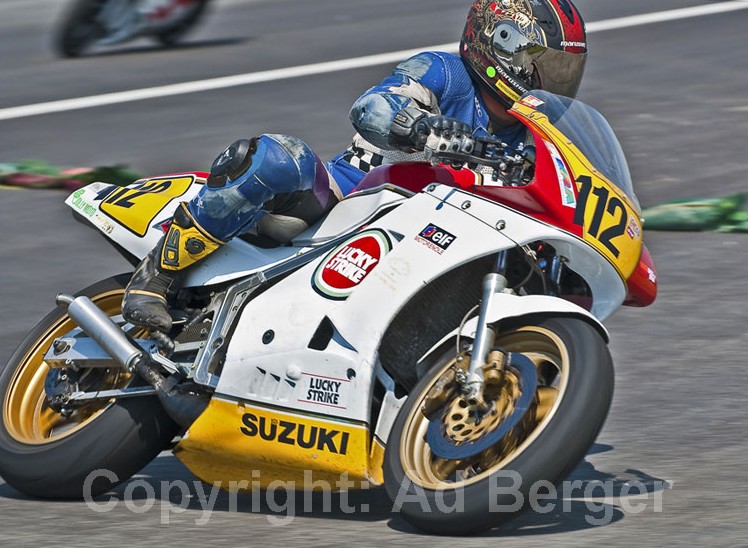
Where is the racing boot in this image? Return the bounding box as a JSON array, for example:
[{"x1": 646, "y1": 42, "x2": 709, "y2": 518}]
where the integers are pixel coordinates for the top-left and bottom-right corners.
[{"x1": 122, "y1": 202, "x2": 225, "y2": 331}]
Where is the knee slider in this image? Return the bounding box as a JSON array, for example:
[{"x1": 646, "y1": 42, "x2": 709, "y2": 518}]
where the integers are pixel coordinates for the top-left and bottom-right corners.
[{"x1": 207, "y1": 137, "x2": 259, "y2": 187}]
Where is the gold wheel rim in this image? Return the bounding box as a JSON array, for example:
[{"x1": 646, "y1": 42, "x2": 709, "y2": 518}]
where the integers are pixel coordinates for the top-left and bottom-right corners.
[
  {"x1": 400, "y1": 325, "x2": 570, "y2": 489},
  {"x1": 3, "y1": 289, "x2": 133, "y2": 445}
]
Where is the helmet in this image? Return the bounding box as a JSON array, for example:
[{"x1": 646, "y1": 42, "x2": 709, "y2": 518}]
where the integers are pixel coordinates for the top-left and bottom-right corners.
[{"x1": 461, "y1": 0, "x2": 587, "y2": 109}]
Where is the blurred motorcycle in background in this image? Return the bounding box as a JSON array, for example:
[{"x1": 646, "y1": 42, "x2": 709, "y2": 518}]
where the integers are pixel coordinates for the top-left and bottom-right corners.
[{"x1": 54, "y1": 0, "x2": 211, "y2": 57}]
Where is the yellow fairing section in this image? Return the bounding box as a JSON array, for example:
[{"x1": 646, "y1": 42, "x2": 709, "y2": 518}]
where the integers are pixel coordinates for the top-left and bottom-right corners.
[
  {"x1": 368, "y1": 438, "x2": 386, "y2": 486},
  {"x1": 160, "y1": 204, "x2": 223, "y2": 271},
  {"x1": 573, "y1": 171, "x2": 642, "y2": 279},
  {"x1": 100, "y1": 176, "x2": 194, "y2": 236},
  {"x1": 513, "y1": 103, "x2": 643, "y2": 280},
  {"x1": 174, "y1": 398, "x2": 383, "y2": 489}
]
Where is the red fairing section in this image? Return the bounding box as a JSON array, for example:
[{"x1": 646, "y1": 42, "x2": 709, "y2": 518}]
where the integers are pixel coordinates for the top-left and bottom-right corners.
[
  {"x1": 469, "y1": 129, "x2": 584, "y2": 239},
  {"x1": 351, "y1": 163, "x2": 465, "y2": 194},
  {"x1": 149, "y1": 0, "x2": 200, "y2": 21},
  {"x1": 623, "y1": 244, "x2": 658, "y2": 307},
  {"x1": 351, "y1": 128, "x2": 582, "y2": 241}
]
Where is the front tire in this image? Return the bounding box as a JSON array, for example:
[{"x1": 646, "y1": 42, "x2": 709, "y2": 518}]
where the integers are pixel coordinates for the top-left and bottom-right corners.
[
  {"x1": 0, "y1": 274, "x2": 179, "y2": 498},
  {"x1": 383, "y1": 317, "x2": 614, "y2": 535},
  {"x1": 54, "y1": 0, "x2": 109, "y2": 58}
]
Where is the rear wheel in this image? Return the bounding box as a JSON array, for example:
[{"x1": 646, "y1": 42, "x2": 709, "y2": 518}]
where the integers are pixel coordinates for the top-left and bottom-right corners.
[
  {"x1": 0, "y1": 274, "x2": 178, "y2": 498},
  {"x1": 383, "y1": 317, "x2": 613, "y2": 535}
]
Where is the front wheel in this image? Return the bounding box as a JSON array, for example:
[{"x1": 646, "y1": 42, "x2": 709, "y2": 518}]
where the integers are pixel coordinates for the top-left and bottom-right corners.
[
  {"x1": 383, "y1": 317, "x2": 614, "y2": 535},
  {"x1": 54, "y1": 0, "x2": 110, "y2": 58},
  {"x1": 0, "y1": 274, "x2": 179, "y2": 498}
]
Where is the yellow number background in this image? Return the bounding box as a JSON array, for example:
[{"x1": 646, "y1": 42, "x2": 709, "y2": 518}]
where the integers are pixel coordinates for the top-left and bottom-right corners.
[{"x1": 100, "y1": 176, "x2": 195, "y2": 236}]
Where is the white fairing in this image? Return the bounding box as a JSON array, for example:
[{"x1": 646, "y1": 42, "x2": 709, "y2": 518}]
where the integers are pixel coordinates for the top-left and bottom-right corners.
[
  {"x1": 65, "y1": 179, "x2": 408, "y2": 286},
  {"x1": 422, "y1": 293, "x2": 609, "y2": 365},
  {"x1": 185, "y1": 186, "x2": 408, "y2": 286},
  {"x1": 66, "y1": 180, "x2": 623, "y2": 438},
  {"x1": 213, "y1": 185, "x2": 624, "y2": 429},
  {"x1": 66, "y1": 180, "x2": 202, "y2": 260}
]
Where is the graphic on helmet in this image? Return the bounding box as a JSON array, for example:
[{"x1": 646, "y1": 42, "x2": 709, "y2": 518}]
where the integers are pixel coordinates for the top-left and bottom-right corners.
[{"x1": 460, "y1": 0, "x2": 587, "y2": 109}]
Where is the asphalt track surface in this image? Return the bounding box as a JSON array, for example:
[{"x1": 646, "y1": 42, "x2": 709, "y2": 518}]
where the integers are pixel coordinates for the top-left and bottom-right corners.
[{"x1": 1, "y1": 1, "x2": 747, "y2": 545}]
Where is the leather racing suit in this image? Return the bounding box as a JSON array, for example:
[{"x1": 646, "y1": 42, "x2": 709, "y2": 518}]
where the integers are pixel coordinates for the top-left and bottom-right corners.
[{"x1": 189, "y1": 50, "x2": 531, "y2": 241}]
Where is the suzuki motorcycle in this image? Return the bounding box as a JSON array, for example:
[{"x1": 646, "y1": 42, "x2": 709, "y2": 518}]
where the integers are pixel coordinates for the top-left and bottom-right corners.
[
  {"x1": 0, "y1": 91, "x2": 656, "y2": 534},
  {"x1": 55, "y1": 0, "x2": 211, "y2": 58}
]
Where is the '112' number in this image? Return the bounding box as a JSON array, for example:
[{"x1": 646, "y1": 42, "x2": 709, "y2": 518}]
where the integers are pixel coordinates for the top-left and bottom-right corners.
[{"x1": 573, "y1": 175, "x2": 628, "y2": 258}]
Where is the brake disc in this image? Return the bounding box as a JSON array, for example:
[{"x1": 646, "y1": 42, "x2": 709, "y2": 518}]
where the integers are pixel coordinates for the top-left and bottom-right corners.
[{"x1": 425, "y1": 352, "x2": 537, "y2": 460}]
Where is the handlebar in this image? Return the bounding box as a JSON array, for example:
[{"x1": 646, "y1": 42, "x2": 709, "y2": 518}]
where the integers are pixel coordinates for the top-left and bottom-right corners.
[{"x1": 424, "y1": 133, "x2": 536, "y2": 186}]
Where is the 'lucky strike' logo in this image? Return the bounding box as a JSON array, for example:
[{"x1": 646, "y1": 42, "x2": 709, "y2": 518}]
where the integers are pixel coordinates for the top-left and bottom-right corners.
[
  {"x1": 415, "y1": 224, "x2": 456, "y2": 254},
  {"x1": 312, "y1": 229, "x2": 392, "y2": 300}
]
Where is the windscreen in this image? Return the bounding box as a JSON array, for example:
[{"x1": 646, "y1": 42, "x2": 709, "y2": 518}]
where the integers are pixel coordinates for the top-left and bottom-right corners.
[{"x1": 521, "y1": 90, "x2": 640, "y2": 211}]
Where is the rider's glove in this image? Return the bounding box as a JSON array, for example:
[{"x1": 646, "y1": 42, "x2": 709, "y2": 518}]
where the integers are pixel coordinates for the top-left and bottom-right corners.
[{"x1": 389, "y1": 107, "x2": 473, "y2": 152}]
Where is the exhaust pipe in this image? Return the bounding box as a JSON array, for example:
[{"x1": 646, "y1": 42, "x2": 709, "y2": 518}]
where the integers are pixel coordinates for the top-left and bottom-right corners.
[
  {"x1": 56, "y1": 293, "x2": 209, "y2": 428},
  {"x1": 56, "y1": 294, "x2": 144, "y2": 372}
]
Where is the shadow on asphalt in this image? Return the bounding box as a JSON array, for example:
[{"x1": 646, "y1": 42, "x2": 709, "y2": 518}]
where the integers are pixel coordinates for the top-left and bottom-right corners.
[
  {"x1": 0, "y1": 443, "x2": 670, "y2": 536},
  {"x1": 63, "y1": 37, "x2": 250, "y2": 59}
]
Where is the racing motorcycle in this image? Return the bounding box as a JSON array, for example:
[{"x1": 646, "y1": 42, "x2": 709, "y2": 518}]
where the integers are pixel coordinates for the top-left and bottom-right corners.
[
  {"x1": 0, "y1": 91, "x2": 656, "y2": 534},
  {"x1": 55, "y1": 0, "x2": 211, "y2": 57}
]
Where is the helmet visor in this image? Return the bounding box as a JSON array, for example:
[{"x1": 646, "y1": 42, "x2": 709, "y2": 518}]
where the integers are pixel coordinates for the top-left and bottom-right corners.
[{"x1": 491, "y1": 20, "x2": 587, "y2": 98}]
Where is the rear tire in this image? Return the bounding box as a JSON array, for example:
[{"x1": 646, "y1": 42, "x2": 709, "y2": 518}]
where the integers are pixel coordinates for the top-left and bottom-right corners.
[
  {"x1": 383, "y1": 317, "x2": 614, "y2": 535},
  {"x1": 0, "y1": 274, "x2": 179, "y2": 498}
]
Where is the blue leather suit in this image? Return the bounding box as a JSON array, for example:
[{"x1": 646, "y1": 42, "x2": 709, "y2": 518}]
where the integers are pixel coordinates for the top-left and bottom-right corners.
[{"x1": 189, "y1": 52, "x2": 530, "y2": 241}]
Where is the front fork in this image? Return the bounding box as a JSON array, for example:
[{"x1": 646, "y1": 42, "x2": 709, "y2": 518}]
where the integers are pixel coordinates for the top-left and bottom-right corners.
[{"x1": 462, "y1": 251, "x2": 509, "y2": 404}]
